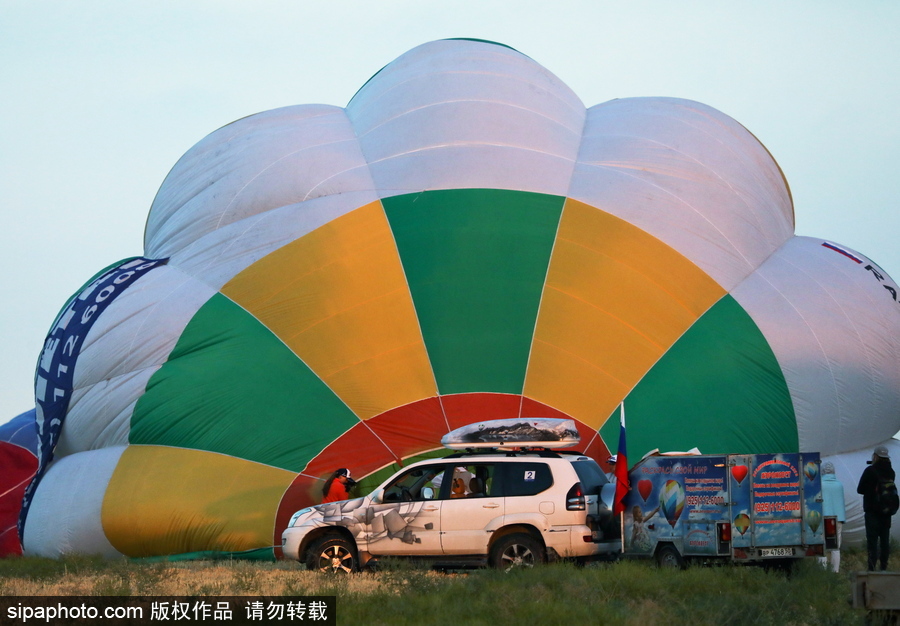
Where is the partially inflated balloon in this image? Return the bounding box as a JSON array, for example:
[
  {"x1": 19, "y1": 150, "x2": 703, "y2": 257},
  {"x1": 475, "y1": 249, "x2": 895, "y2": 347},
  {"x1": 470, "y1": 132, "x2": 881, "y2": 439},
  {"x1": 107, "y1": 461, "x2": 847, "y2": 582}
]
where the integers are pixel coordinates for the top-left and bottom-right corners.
[
  {"x1": 0, "y1": 411, "x2": 38, "y2": 556},
  {"x1": 11, "y1": 38, "x2": 900, "y2": 559}
]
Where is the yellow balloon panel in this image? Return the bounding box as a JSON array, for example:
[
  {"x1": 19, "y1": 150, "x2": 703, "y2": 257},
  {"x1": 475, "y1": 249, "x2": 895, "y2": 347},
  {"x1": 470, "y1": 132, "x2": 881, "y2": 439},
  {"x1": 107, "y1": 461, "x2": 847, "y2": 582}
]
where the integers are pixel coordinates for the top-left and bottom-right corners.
[
  {"x1": 101, "y1": 446, "x2": 296, "y2": 557},
  {"x1": 222, "y1": 201, "x2": 437, "y2": 419},
  {"x1": 524, "y1": 199, "x2": 726, "y2": 429}
]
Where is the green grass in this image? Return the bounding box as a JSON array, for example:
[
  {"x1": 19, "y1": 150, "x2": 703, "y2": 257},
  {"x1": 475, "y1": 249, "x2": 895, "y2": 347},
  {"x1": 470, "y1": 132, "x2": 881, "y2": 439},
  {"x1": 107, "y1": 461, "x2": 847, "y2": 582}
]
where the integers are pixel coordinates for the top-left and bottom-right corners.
[
  {"x1": 1, "y1": 548, "x2": 896, "y2": 625},
  {"x1": 0, "y1": 553, "x2": 111, "y2": 581},
  {"x1": 330, "y1": 559, "x2": 865, "y2": 626}
]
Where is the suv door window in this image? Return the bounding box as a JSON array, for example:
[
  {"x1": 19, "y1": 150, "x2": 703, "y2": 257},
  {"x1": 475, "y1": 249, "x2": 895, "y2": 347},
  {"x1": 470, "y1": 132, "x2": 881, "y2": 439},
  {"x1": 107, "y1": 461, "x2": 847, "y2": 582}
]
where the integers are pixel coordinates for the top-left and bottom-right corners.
[
  {"x1": 497, "y1": 462, "x2": 553, "y2": 497},
  {"x1": 445, "y1": 464, "x2": 495, "y2": 499}
]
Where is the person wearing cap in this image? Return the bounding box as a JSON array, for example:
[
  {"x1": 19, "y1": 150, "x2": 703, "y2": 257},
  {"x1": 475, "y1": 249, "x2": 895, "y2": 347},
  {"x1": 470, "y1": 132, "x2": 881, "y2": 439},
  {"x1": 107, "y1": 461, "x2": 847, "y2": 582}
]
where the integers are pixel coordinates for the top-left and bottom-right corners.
[
  {"x1": 818, "y1": 462, "x2": 845, "y2": 572},
  {"x1": 856, "y1": 446, "x2": 895, "y2": 571},
  {"x1": 322, "y1": 468, "x2": 353, "y2": 503}
]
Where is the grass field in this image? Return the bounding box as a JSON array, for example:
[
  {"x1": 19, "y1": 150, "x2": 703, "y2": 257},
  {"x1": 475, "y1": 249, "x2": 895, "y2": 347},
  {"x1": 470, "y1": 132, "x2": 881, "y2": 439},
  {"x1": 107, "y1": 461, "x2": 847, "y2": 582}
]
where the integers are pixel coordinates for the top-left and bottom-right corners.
[{"x1": 0, "y1": 547, "x2": 895, "y2": 625}]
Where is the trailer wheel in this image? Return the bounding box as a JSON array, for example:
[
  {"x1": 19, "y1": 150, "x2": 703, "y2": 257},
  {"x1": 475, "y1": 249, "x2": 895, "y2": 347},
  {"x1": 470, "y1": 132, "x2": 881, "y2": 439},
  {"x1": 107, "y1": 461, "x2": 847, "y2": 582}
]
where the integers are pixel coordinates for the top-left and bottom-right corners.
[{"x1": 655, "y1": 544, "x2": 685, "y2": 569}]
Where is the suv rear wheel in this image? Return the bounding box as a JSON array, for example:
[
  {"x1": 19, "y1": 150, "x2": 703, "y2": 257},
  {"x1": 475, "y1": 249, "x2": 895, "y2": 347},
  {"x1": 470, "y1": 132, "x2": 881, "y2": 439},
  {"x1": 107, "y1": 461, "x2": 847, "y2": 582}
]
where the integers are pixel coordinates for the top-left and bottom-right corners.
[
  {"x1": 490, "y1": 533, "x2": 544, "y2": 571},
  {"x1": 306, "y1": 534, "x2": 358, "y2": 574}
]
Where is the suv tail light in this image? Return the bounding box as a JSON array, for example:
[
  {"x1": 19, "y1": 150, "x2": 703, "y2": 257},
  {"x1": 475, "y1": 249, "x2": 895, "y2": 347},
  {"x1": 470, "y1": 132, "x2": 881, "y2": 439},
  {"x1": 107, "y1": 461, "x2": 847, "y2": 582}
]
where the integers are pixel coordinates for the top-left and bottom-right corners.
[{"x1": 566, "y1": 483, "x2": 585, "y2": 511}]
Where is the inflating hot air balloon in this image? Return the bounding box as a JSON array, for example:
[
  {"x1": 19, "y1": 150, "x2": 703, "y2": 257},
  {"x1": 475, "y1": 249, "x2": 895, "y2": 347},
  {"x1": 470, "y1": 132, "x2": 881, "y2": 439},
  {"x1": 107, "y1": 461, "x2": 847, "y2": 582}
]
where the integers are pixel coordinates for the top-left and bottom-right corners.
[{"x1": 9, "y1": 38, "x2": 900, "y2": 559}]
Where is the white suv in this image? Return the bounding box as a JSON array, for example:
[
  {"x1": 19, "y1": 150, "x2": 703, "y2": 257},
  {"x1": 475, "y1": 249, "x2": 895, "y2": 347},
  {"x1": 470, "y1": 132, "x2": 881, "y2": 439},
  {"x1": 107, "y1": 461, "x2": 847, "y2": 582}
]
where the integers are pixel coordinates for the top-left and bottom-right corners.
[{"x1": 282, "y1": 449, "x2": 613, "y2": 572}]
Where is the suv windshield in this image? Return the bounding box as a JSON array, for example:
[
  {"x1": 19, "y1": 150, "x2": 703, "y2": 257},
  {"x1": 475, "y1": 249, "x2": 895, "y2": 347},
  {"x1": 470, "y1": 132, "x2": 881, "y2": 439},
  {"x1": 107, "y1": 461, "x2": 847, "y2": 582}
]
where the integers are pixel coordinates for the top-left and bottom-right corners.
[{"x1": 380, "y1": 465, "x2": 445, "y2": 502}]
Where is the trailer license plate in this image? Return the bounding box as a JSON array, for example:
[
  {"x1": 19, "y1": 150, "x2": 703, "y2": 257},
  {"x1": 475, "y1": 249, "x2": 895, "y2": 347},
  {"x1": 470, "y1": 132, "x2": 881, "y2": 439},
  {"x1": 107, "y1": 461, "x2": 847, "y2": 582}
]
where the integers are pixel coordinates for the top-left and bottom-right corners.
[{"x1": 760, "y1": 547, "x2": 793, "y2": 558}]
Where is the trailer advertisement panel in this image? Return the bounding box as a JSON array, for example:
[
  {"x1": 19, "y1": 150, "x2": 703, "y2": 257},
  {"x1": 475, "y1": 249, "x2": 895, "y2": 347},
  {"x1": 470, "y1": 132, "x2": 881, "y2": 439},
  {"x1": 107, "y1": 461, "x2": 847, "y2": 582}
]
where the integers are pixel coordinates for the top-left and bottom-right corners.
[
  {"x1": 730, "y1": 453, "x2": 824, "y2": 550},
  {"x1": 623, "y1": 455, "x2": 728, "y2": 557}
]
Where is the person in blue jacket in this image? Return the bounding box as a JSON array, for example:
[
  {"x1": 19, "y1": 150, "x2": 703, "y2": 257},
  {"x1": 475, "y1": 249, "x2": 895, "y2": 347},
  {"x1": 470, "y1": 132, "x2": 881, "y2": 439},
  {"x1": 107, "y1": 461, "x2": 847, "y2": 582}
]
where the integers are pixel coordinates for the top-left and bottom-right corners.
[{"x1": 819, "y1": 461, "x2": 846, "y2": 572}]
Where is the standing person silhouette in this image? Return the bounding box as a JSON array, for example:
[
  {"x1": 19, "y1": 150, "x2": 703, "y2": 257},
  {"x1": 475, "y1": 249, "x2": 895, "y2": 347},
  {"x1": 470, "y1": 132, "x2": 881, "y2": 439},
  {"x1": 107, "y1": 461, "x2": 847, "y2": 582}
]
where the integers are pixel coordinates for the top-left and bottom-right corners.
[{"x1": 856, "y1": 446, "x2": 896, "y2": 571}]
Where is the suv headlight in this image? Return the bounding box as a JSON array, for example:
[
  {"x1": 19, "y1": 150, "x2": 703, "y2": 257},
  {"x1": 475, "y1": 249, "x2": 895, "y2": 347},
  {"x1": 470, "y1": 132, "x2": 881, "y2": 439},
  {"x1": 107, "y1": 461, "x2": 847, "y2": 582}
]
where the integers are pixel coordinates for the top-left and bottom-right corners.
[{"x1": 288, "y1": 507, "x2": 313, "y2": 528}]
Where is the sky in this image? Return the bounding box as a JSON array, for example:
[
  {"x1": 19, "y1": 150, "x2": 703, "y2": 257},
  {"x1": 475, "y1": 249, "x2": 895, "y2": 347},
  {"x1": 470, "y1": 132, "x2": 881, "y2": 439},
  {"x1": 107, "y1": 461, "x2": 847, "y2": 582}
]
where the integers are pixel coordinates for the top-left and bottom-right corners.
[{"x1": 2, "y1": 1, "x2": 899, "y2": 426}]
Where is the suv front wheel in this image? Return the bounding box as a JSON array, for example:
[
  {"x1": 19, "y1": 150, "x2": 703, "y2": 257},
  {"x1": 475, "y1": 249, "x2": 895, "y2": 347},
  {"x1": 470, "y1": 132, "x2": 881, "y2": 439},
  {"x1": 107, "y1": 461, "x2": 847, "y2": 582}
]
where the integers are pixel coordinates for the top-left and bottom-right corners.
[
  {"x1": 490, "y1": 533, "x2": 544, "y2": 571},
  {"x1": 306, "y1": 533, "x2": 359, "y2": 574}
]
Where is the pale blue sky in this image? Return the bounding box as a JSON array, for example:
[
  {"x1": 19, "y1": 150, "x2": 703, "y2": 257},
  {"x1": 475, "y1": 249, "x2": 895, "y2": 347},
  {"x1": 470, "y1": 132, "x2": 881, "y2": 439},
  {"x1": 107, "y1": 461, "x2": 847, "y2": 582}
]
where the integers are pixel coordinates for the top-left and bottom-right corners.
[{"x1": 2, "y1": 1, "x2": 899, "y2": 424}]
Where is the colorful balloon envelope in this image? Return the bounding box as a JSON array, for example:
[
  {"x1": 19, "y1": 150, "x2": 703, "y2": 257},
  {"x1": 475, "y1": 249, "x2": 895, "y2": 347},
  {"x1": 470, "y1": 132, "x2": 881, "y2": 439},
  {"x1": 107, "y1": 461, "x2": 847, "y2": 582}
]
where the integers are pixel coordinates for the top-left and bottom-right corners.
[
  {"x1": 733, "y1": 513, "x2": 751, "y2": 537},
  {"x1": 13, "y1": 39, "x2": 900, "y2": 559}
]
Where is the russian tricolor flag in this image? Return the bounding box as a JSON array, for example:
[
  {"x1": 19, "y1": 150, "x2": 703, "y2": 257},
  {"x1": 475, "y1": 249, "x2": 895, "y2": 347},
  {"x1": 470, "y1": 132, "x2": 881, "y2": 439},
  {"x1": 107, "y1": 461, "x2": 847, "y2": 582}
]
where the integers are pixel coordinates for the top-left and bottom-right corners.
[{"x1": 613, "y1": 403, "x2": 629, "y2": 515}]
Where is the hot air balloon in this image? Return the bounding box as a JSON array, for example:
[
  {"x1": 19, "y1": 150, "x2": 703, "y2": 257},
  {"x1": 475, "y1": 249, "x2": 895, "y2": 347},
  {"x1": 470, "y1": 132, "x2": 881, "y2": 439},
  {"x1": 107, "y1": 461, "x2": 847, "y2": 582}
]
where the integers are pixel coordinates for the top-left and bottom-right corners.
[
  {"x1": 637, "y1": 480, "x2": 653, "y2": 502},
  {"x1": 806, "y1": 510, "x2": 822, "y2": 534},
  {"x1": 10, "y1": 38, "x2": 900, "y2": 559},
  {"x1": 659, "y1": 480, "x2": 686, "y2": 529},
  {"x1": 803, "y1": 462, "x2": 818, "y2": 483},
  {"x1": 733, "y1": 513, "x2": 751, "y2": 537}
]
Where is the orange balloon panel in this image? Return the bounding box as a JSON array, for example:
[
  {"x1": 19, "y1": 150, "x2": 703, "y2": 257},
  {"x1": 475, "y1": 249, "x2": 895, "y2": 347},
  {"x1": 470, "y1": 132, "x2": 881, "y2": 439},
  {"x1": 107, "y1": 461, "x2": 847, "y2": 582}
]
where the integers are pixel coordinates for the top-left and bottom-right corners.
[
  {"x1": 222, "y1": 201, "x2": 437, "y2": 420},
  {"x1": 524, "y1": 199, "x2": 726, "y2": 429}
]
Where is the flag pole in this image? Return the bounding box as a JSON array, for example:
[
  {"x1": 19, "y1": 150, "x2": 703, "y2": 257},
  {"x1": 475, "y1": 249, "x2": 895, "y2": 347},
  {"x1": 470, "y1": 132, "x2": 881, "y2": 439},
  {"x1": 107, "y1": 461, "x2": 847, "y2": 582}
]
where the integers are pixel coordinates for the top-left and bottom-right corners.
[{"x1": 613, "y1": 402, "x2": 628, "y2": 553}]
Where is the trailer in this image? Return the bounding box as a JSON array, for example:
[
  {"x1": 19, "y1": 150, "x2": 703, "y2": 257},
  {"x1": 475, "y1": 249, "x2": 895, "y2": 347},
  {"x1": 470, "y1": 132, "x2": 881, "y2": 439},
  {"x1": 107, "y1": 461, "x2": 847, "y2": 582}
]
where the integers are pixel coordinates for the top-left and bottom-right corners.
[{"x1": 597, "y1": 452, "x2": 834, "y2": 567}]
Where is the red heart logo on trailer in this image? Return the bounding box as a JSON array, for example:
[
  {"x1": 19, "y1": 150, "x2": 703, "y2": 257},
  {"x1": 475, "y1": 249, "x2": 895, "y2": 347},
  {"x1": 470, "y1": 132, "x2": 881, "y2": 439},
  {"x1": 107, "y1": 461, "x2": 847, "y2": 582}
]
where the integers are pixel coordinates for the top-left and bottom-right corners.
[
  {"x1": 731, "y1": 465, "x2": 748, "y2": 485},
  {"x1": 638, "y1": 479, "x2": 653, "y2": 501}
]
